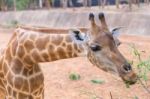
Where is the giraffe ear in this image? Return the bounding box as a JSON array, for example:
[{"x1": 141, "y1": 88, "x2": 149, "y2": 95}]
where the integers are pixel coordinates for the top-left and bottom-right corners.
[
  {"x1": 69, "y1": 29, "x2": 89, "y2": 44},
  {"x1": 111, "y1": 27, "x2": 125, "y2": 46},
  {"x1": 111, "y1": 27, "x2": 125, "y2": 37}
]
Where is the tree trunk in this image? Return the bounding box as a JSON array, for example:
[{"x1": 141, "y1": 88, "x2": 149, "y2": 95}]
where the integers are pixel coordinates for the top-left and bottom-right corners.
[
  {"x1": 145, "y1": 0, "x2": 150, "y2": 4},
  {"x1": 101, "y1": 0, "x2": 106, "y2": 9},
  {"x1": 51, "y1": 0, "x2": 55, "y2": 7},
  {"x1": 39, "y1": 0, "x2": 43, "y2": 8},
  {"x1": 116, "y1": 0, "x2": 119, "y2": 9},
  {"x1": 0, "y1": 0, "x2": 4, "y2": 11},
  {"x1": 88, "y1": 0, "x2": 92, "y2": 8},
  {"x1": 62, "y1": 0, "x2": 67, "y2": 8},
  {"x1": 147, "y1": 0, "x2": 149, "y2": 5},
  {"x1": 128, "y1": 0, "x2": 132, "y2": 10},
  {"x1": 83, "y1": 0, "x2": 87, "y2": 7},
  {"x1": 98, "y1": 0, "x2": 101, "y2": 8},
  {"x1": 13, "y1": 0, "x2": 16, "y2": 11},
  {"x1": 136, "y1": 0, "x2": 140, "y2": 7},
  {"x1": 45, "y1": 0, "x2": 51, "y2": 9}
]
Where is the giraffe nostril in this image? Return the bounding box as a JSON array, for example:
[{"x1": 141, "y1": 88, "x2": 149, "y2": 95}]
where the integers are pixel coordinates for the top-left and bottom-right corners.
[{"x1": 123, "y1": 64, "x2": 132, "y2": 72}]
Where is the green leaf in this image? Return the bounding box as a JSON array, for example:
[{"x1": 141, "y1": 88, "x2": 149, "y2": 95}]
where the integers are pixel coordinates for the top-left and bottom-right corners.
[{"x1": 91, "y1": 79, "x2": 105, "y2": 84}]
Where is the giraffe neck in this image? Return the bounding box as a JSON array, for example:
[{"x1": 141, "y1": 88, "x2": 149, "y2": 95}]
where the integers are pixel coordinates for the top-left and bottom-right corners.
[
  {"x1": 9, "y1": 28, "x2": 86, "y2": 67},
  {"x1": 0, "y1": 28, "x2": 86, "y2": 97}
]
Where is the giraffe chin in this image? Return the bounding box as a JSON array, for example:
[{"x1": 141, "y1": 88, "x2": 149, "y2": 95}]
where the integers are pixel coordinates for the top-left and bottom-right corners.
[{"x1": 121, "y1": 72, "x2": 137, "y2": 85}]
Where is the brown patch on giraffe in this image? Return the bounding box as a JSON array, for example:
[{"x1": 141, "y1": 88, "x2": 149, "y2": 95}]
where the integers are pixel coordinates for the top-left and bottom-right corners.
[
  {"x1": 41, "y1": 52, "x2": 49, "y2": 61},
  {"x1": 5, "y1": 47, "x2": 13, "y2": 63},
  {"x1": 73, "y1": 44, "x2": 82, "y2": 53},
  {"x1": 24, "y1": 40, "x2": 35, "y2": 53},
  {"x1": 62, "y1": 42, "x2": 66, "y2": 47},
  {"x1": 51, "y1": 35, "x2": 63, "y2": 46},
  {"x1": 48, "y1": 44, "x2": 55, "y2": 51},
  {"x1": 33, "y1": 86, "x2": 44, "y2": 96},
  {"x1": 0, "y1": 72, "x2": 4, "y2": 78},
  {"x1": 11, "y1": 58, "x2": 23, "y2": 74},
  {"x1": 35, "y1": 36, "x2": 49, "y2": 51},
  {"x1": 3, "y1": 62, "x2": 9, "y2": 75},
  {"x1": 28, "y1": 68, "x2": 34, "y2": 75},
  {"x1": 2, "y1": 79, "x2": 6, "y2": 87},
  {"x1": 38, "y1": 86, "x2": 44, "y2": 96},
  {"x1": 21, "y1": 79, "x2": 29, "y2": 92},
  {"x1": 22, "y1": 68, "x2": 29, "y2": 77},
  {"x1": 48, "y1": 44, "x2": 58, "y2": 61},
  {"x1": 33, "y1": 91, "x2": 39, "y2": 96},
  {"x1": 0, "y1": 79, "x2": 5, "y2": 90},
  {"x1": 67, "y1": 44, "x2": 73, "y2": 51},
  {"x1": 49, "y1": 52, "x2": 58, "y2": 61},
  {"x1": 31, "y1": 50, "x2": 43, "y2": 62},
  {"x1": 17, "y1": 45, "x2": 26, "y2": 58},
  {"x1": 6, "y1": 71, "x2": 14, "y2": 86},
  {"x1": 12, "y1": 90, "x2": 17, "y2": 97},
  {"x1": 0, "y1": 57, "x2": 3, "y2": 70},
  {"x1": 72, "y1": 53, "x2": 78, "y2": 57},
  {"x1": 14, "y1": 76, "x2": 24, "y2": 90},
  {"x1": 23, "y1": 55, "x2": 34, "y2": 66},
  {"x1": 33, "y1": 64, "x2": 41, "y2": 73},
  {"x1": 74, "y1": 44, "x2": 78, "y2": 51},
  {"x1": 29, "y1": 73, "x2": 44, "y2": 92},
  {"x1": 57, "y1": 47, "x2": 68, "y2": 59},
  {"x1": 66, "y1": 44, "x2": 73, "y2": 57},
  {"x1": 11, "y1": 39, "x2": 18, "y2": 56},
  {"x1": 18, "y1": 92, "x2": 32, "y2": 99},
  {"x1": 7, "y1": 85, "x2": 12, "y2": 95}
]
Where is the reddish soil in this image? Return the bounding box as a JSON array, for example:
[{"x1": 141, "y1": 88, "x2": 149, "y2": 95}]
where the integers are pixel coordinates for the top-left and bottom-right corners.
[{"x1": 0, "y1": 29, "x2": 150, "y2": 99}]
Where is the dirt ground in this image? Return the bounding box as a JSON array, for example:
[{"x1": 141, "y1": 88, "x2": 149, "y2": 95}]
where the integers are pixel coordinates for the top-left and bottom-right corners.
[{"x1": 0, "y1": 28, "x2": 150, "y2": 99}]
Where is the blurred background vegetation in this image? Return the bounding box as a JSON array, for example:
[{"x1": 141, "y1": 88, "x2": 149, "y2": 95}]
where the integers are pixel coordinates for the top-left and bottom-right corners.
[{"x1": 0, "y1": 0, "x2": 149, "y2": 11}]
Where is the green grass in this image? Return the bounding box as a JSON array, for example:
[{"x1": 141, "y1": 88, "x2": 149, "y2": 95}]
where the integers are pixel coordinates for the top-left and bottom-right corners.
[
  {"x1": 69, "y1": 72, "x2": 80, "y2": 80},
  {"x1": 129, "y1": 44, "x2": 150, "y2": 81}
]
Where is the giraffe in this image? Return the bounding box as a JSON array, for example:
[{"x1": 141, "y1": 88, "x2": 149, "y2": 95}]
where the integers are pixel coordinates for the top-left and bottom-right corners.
[{"x1": 0, "y1": 13, "x2": 137, "y2": 99}]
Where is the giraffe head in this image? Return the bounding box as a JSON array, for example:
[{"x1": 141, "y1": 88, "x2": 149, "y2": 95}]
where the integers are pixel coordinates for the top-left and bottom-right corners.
[{"x1": 69, "y1": 13, "x2": 137, "y2": 84}]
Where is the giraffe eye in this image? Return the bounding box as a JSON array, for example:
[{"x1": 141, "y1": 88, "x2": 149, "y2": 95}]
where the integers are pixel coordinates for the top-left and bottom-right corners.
[{"x1": 90, "y1": 45, "x2": 102, "y2": 52}]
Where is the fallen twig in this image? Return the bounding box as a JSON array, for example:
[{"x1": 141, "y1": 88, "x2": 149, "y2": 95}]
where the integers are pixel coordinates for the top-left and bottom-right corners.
[
  {"x1": 138, "y1": 78, "x2": 150, "y2": 94},
  {"x1": 110, "y1": 91, "x2": 113, "y2": 99}
]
